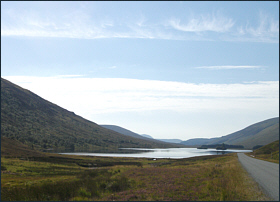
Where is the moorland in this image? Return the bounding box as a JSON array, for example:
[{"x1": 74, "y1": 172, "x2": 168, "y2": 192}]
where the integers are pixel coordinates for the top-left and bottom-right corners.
[{"x1": 1, "y1": 137, "x2": 274, "y2": 201}]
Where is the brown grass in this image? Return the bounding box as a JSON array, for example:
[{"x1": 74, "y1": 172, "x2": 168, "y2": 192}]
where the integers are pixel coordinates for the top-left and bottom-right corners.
[
  {"x1": 97, "y1": 154, "x2": 270, "y2": 201},
  {"x1": 1, "y1": 153, "x2": 271, "y2": 201}
]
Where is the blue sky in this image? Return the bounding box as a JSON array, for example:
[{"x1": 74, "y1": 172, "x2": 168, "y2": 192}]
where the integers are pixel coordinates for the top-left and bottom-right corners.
[{"x1": 1, "y1": 1, "x2": 279, "y2": 140}]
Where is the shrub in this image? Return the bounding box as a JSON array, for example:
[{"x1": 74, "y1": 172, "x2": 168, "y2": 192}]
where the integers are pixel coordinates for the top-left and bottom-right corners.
[
  {"x1": 107, "y1": 175, "x2": 130, "y2": 192},
  {"x1": 1, "y1": 165, "x2": 7, "y2": 171},
  {"x1": 78, "y1": 187, "x2": 91, "y2": 198}
]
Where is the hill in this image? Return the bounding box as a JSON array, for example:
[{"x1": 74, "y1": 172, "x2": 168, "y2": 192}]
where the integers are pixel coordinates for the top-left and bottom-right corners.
[
  {"x1": 207, "y1": 117, "x2": 279, "y2": 149},
  {"x1": 100, "y1": 125, "x2": 176, "y2": 145},
  {"x1": 249, "y1": 140, "x2": 279, "y2": 163},
  {"x1": 140, "y1": 134, "x2": 153, "y2": 139},
  {"x1": 100, "y1": 125, "x2": 150, "y2": 140},
  {"x1": 157, "y1": 139, "x2": 183, "y2": 144},
  {"x1": 254, "y1": 140, "x2": 279, "y2": 155},
  {"x1": 101, "y1": 125, "x2": 185, "y2": 145},
  {"x1": 1, "y1": 136, "x2": 46, "y2": 158},
  {"x1": 181, "y1": 138, "x2": 219, "y2": 146},
  {"x1": 1, "y1": 78, "x2": 179, "y2": 153},
  {"x1": 181, "y1": 118, "x2": 279, "y2": 149}
]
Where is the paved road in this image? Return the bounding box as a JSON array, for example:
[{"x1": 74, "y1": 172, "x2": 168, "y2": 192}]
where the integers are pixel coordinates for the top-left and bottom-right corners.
[{"x1": 237, "y1": 153, "x2": 279, "y2": 201}]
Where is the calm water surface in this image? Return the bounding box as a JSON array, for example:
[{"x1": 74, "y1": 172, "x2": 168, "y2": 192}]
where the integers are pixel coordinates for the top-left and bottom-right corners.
[{"x1": 60, "y1": 148, "x2": 252, "y2": 159}]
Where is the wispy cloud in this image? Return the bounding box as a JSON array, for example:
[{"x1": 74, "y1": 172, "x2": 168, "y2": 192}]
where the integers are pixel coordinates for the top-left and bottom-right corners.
[
  {"x1": 194, "y1": 65, "x2": 264, "y2": 70},
  {"x1": 1, "y1": 4, "x2": 162, "y2": 40},
  {"x1": 53, "y1": 75, "x2": 84, "y2": 78},
  {"x1": 234, "y1": 11, "x2": 279, "y2": 43},
  {"x1": 1, "y1": 3, "x2": 278, "y2": 43},
  {"x1": 167, "y1": 13, "x2": 234, "y2": 33},
  {"x1": 246, "y1": 12, "x2": 279, "y2": 37},
  {"x1": 108, "y1": 66, "x2": 117, "y2": 69}
]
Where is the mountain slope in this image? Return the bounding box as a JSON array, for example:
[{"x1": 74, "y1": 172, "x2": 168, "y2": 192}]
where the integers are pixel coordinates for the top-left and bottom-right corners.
[
  {"x1": 249, "y1": 140, "x2": 279, "y2": 163},
  {"x1": 100, "y1": 125, "x2": 180, "y2": 146},
  {"x1": 157, "y1": 139, "x2": 182, "y2": 144},
  {"x1": 238, "y1": 123, "x2": 279, "y2": 149},
  {"x1": 180, "y1": 138, "x2": 218, "y2": 146},
  {"x1": 100, "y1": 125, "x2": 149, "y2": 140},
  {"x1": 1, "y1": 78, "x2": 178, "y2": 152},
  {"x1": 181, "y1": 118, "x2": 279, "y2": 149},
  {"x1": 254, "y1": 140, "x2": 279, "y2": 154},
  {"x1": 1, "y1": 136, "x2": 46, "y2": 157},
  {"x1": 140, "y1": 134, "x2": 153, "y2": 139},
  {"x1": 207, "y1": 117, "x2": 279, "y2": 149}
]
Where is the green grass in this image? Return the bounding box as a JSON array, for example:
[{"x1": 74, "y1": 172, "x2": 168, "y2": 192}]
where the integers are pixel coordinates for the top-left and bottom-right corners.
[
  {"x1": 1, "y1": 154, "x2": 270, "y2": 201},
  {"x1": 246, "y1": 140, "x2": 279, "y2": 164},
  {"x1": 1, "y1": 157, "x2": 129, "y2": 201},
  {"x1": 102, "y1": 155, "x2": 268, "y2": 201}
]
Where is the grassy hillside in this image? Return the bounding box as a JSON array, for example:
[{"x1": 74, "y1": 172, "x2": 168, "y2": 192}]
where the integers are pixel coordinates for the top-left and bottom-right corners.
[
  {"x1": 254, "y1": 140, "x2": 279, "y2": 154},
  {"x1": 239, "y1": 123, "x2": 279, "y2": 149},
  {"x1": 140, "y1": 134, "x2": 154, "y2": 139},
  {"x1": 181, "y1": 118, "x2": 279, "y2": 149},
  {"x1": 1, "y1": 78, "x2": 178, "y2": 153},
  {"x1": 101, "y1": 125, "x2": 152, "y2": 141},
  {"x1": 206, "y1": 118, "x2": 279, "y2": 149},
  {"x1": 181, "y1": 138, "x2": 218, "y2": 146},
  {"x1": 101, "y1": 125, "x2": 185, "y2": 145},
  {"x1": 247, "y1": 140, "x2": 279, "y2": 163},
  {"x1": 157, "y1": 139, "x2": 183, "y2": 144},
  {"x1": 1, "y1": 136, "x2": 46, "y2": 158}
]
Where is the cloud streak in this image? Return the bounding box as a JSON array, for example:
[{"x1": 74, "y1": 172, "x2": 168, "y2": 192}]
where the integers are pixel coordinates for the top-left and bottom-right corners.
[
  {"x1": 194, "y1": 65, "x2": 264, "y2": 70},
  {"x1": 234, "y1": 11, "x2": 279, "y2": 43},
  {"x1": 167, "y1": 13, "x2": 234, "y2": 33},
  {"x1": 1, "y1": 3, "x2": 278, "y2": 43}
]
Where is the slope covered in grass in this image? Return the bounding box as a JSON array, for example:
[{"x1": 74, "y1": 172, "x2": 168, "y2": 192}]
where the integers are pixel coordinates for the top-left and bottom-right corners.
[
  {"x1": 249, "y1": 140, "x2": 279, "y2": 163},
  {"x1": 1, "y1": 136, "x2": 46, "y2": 158},
  {"x1": 207, "y1": 118, "x2": 279, "y2": 149},
  {"x1": 182, "y1": 118, "x2": 279, "y2": 149}
]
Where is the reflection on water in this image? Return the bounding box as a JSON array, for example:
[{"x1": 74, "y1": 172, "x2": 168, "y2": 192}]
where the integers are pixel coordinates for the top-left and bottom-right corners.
[{"x1": 60, "y1": 148, "x2": 252, "y2": 159}]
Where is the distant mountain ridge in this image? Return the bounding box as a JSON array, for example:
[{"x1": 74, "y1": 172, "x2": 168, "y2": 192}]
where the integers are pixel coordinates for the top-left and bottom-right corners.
[
  {"x1": 181, "y1": 117, "x2": 279, "y2": 149},
  {"x1": 100, "y1": 125, "x2": 182, "y2": 145},
  {"x1": 100, "y1": 125, "x2": 147, "y2": 140},
  {"x1": 140, "y1": 134, "x2": 153, "y2": 139},
  {"x1": 181, "y1": 138, "x2": 218, "y2": 146},
  {"x1": 101, "y1": 125, "x2": 184, "y2": 144},
  {"x1": 158, "y1": 139, "x2": 183, "y2": 144},
  {"x1": 1, "y1": 78, "x2": 179, "y2": 152}
]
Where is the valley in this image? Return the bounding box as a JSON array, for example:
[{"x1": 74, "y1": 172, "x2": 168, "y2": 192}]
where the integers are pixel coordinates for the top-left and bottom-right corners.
[{"x1": 2, "y1": 2, "x2": 279, "y2": 201}]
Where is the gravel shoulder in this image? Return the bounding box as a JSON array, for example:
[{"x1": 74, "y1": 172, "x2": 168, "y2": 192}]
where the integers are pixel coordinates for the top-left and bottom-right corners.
[{"x1": 237, "y1": 153, "x2": 279, "y2": 201}]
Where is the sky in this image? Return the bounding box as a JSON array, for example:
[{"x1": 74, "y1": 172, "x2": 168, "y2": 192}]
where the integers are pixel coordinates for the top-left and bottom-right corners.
[{"x1": 1, "y1": 1, "x2": 279, "y2": 141}]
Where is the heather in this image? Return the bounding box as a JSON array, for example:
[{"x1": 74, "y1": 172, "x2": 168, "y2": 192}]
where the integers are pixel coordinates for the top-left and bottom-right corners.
[{"x1": 1, "y1": 154, "x2": 269, "y2": 201}]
